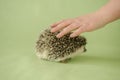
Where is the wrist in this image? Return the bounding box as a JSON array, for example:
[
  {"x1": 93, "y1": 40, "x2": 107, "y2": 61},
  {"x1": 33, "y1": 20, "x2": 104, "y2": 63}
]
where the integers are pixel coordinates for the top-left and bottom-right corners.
[
  {"x1": 96, "y1": 0, "x2": 120, "y2": 24},
  {"x1": 94, "y1": 10, "x2": 110, "y2": 25}
]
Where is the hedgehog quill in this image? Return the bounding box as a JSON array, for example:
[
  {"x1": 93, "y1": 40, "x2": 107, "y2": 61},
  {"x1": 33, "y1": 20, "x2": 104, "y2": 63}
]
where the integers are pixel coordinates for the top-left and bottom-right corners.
[{"x1": 36, "y1": 28, "x2": 87, "y2": 63}]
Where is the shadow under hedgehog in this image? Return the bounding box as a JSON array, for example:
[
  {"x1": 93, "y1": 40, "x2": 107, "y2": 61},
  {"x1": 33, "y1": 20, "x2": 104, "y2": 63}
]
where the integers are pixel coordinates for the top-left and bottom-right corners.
[{"x1": 36, "y1": 28, "x2": 87, "y2": 63}]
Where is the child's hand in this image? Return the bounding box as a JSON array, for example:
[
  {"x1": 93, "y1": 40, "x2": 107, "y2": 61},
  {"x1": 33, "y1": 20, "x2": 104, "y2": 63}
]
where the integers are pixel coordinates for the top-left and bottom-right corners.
[{"x1": 51, "y1": 13, "x2": 106, "y2": 38}]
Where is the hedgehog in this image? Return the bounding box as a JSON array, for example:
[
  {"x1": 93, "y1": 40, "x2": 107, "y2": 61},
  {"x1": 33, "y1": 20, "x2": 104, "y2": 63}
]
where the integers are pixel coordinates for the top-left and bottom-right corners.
[{"x1": 35, "y1": 28, "x2": 87, "y2": 63}]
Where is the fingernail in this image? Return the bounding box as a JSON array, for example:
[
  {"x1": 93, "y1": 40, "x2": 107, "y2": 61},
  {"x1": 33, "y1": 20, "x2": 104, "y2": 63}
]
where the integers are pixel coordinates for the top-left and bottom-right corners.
[
  {"x1": 50, "y1": 24, "x2": 54, "y2": 27},
  {"x1": 56, "y1": 35, "x2": 61, "y2": 38},
  {"x1": 70, "y1": 34, "x2": 76, "y2": 37},
  {"x1": 51, "y1": 29, "x2": 55, "y2": 32},
  {"x1": 57, "y1": 33, "x2": 63, "y2": 38}
]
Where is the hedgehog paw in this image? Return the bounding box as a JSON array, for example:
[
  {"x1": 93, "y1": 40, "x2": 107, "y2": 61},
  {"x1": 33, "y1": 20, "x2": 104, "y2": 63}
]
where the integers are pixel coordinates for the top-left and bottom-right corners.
[{"x1": 59, "y1": 58, "x2": 71, "y2": 63}]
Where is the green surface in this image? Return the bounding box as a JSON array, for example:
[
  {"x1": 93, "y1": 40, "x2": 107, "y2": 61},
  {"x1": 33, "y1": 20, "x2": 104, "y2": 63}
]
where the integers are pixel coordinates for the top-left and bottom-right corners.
[{"x1": 0, "y1": 0, "x2": 120, "y2": 80}]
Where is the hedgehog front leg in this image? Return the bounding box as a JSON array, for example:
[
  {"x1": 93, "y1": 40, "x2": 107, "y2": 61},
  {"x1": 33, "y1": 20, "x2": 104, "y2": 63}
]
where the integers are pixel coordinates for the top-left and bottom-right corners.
[{"x1": 59, "y1": 58, "x2": 71, "y2": 63}]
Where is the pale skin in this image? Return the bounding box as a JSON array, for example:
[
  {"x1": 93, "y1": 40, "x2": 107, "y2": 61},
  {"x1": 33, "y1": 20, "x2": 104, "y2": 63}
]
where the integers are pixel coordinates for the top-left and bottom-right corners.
[{"x1": 51, "y1": 0, "x2": 120, "y2": 38}]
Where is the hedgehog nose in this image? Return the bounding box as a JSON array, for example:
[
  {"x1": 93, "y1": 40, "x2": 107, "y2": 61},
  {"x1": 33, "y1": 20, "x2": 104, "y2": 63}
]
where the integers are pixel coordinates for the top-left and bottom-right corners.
[{"x1": 84, "y1": 47, "x2": 87, "y2": 52}]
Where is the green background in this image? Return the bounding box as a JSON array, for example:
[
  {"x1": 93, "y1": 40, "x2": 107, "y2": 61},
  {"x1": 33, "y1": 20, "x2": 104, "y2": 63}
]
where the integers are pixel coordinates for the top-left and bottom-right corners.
[{"x1": 0, "y1": 0, "x2": 120, "y2": 80}]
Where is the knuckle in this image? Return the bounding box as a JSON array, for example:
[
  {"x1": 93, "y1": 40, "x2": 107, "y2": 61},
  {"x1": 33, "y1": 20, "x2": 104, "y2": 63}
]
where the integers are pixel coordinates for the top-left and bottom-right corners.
[
  {"x1": 63, "y1": 28, "x2": 68, "y2": 32},
  {"x1": 75, "y1": 20, "x2": 80, "y2": 24},
  {"x1": 67, "y1": 20, "x2": 71, "y2": 23},
  {"x1": 71, "y1": 23, "x2": 77, "y2": 26},
  {"x1": 61, "y1": 22, "x2": 66, "y2": 25},
  {"x1": 58, "y1": 23, "x2": 65, "y2": 27}
]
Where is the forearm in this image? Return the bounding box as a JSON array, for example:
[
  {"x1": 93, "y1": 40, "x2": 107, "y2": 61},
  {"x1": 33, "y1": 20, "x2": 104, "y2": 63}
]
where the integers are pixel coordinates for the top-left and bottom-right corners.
[
  {"x1": 51, "y1": 0, "x2": 120, "y2": 38},
  {"x1": 96, "y1": 0, "x2": 120, "y2": 24}
]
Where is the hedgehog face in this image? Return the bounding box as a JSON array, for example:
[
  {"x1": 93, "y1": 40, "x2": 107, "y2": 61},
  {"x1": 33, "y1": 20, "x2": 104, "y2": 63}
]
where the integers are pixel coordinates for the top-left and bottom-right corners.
[{"x1": 36, "y1": 28, "x2": 87, "y2": 62}]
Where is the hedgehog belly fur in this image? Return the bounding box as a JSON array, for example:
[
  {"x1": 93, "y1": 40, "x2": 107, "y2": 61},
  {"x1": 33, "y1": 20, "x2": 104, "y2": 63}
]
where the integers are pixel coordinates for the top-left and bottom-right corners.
[
  {"x1": 36, "y1": 50, "x2": 49, "y2": 60},
  {"x1": 36, "y1": 46, "x2": 85, "y2": 62}
]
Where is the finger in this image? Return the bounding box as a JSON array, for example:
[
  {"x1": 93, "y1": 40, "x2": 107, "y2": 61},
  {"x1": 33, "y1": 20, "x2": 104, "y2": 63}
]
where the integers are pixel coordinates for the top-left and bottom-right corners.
[
  {"x1": 70, "y1": 24, "x2": 87, "y2": 37},
  {"x1": 51, "y1": 20, "x2": 65, "y2": 28},
  {"x1": 51, "y1": 19, "x2": 67, "y2": 28},
  {"x1": 56, "y1": 23, "x2": 80, "y2": 38},
  {"x1": 51, "y1": 21, "x2": 72, "y2": 32}
]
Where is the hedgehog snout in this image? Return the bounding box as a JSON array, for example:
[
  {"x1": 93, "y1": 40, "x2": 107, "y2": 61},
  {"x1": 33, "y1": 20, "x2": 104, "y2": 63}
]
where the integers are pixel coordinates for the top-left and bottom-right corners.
[{"x1": 84, "y1": 47, "x2": 87, "y2": 52}]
